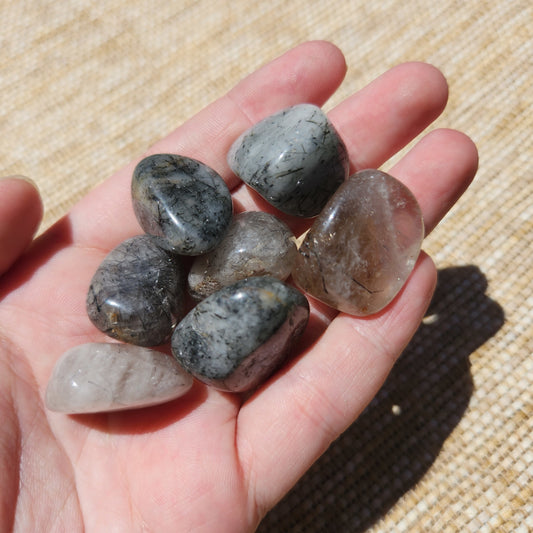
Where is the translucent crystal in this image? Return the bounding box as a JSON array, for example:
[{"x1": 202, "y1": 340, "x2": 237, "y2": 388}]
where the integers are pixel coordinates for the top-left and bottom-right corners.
[
  {"x1": 292, "y1": 169, "x2": 424, "y2": 315},
  {"x1": 188, "y1": 211, "x2": 297, "y2": 300}
]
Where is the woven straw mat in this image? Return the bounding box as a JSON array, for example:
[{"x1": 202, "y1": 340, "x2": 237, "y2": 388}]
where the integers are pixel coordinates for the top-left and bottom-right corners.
[{"x1": 1, "y1": 1, "x2": 531, "y2": 532}]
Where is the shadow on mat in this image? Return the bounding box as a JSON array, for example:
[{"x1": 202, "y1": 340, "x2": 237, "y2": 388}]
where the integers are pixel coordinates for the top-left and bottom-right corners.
[{"x1": 258, "y1": 265, "x2": 505, "y2": 532}]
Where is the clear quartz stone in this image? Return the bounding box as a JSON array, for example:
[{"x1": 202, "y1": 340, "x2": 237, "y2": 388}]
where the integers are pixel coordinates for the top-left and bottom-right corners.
[
  {"x1": 292, "y1": 169, "x2": 424, "y2": 316},
  {"x1": 188, "y1": 211, "x2": 297, "y2": 300}
]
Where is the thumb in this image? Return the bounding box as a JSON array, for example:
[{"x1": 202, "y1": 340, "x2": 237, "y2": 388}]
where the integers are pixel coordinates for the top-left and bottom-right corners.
[{"x1": 0, "y1": 176, "x2": 43, "y2": 275}]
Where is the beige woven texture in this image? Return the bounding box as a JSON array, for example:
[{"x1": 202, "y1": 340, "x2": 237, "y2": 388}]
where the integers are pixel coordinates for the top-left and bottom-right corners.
[{"x1": 1, "y1": 1, "x2": 531, "y2": 531}]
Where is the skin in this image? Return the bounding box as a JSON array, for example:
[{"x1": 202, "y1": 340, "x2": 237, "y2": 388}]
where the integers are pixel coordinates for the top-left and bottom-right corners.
[{"x1": 0, "y1": 41, "x2": 477, "y2": 532}]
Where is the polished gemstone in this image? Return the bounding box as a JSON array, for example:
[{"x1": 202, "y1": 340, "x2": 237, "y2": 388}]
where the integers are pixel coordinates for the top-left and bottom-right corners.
[
  {"x1": 87, "y1": 235, "x2": 185, "y2": 346},
  {"x1": 132, "y1": 154, "x2": 233, "y2": 255},
  {"x1": 171, "y1": 276, "x2": 309, "y2": 392},
  {"x1": 45, "y1": 343, "x2": 193, "y2": 413},
  {"x1": 188, "y1": 211, "x2": 297, "y2": 300},
  {"x1": 292, "y1": 169, "x2": 424, "y2": 315},
  {"x1": 227, "y1": 104, "x2": 349, "y2": 217}
]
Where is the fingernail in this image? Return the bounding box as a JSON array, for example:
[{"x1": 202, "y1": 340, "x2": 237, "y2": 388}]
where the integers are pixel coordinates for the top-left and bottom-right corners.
[{"x1": 0, "y1": 174, "x2": 39, "y2": 189}]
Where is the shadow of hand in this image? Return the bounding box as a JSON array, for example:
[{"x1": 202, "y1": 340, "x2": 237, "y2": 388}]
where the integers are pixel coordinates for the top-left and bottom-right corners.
[{"x1": 259, "y1": 265, "x2": 505, "y2": 532}]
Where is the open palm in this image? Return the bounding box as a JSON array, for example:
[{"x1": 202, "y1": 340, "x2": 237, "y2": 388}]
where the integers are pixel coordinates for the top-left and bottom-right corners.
[{"x1": 0, "y1": 41, "x2": 477, "y2": 532}]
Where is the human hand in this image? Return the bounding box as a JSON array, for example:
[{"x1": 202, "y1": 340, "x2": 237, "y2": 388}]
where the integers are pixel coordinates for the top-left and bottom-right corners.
[{"x1": 0, "y1": 41, "x2": 477, "y2": 532}]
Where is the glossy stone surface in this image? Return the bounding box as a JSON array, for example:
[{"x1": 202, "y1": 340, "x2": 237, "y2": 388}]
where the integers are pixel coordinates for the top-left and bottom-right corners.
[
  {"x1": 172, "y1": 276, "x2": 309, "y2": 392},
  {"x1": 227, "y1": 104, "x2": 349, "y2": 217},
  {"x1": 45, "y1": 343, "x2": 193, "y2": 413},
  {"x1": 188, "y1": 211, "x2": 297, "y2": 300},
  {"x1": 87, "y1": 235, "x2": 185, "y2": 346},
  {"x1": 293, "y1": 169, "x2": 424, "y2": 316},
  {"x1": 132, "y1": 154, "x2": 233, "y2": 255}
]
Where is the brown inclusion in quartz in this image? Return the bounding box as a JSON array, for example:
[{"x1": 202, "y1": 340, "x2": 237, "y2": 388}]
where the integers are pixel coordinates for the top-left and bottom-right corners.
[{"x1": 292, "y1": 169, "x2": 424, "y2": 316}]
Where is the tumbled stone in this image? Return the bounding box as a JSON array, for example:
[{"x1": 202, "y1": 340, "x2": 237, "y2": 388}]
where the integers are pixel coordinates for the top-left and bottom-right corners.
[
  {"x1": 171, "y1": 276, "x2": 309, "y2": 392},
  {"x1": 45, "y1": 343, "x2": 193, "y2": 413},
  {"x1": 132, "y1": 154, "x2": 233, "y2": 255},
  {"x1": 87, "y1": 235, "x2": 185, "y2": 346},
  {"x1": 227, "y1": 104, "x2": 349, "y2": 217},
  {"x1": 292, "y1": 169, "x2": 424, "y2": 316},
  {"x1": 188, "y1": 211, "x2": 297, "y2": 300}
]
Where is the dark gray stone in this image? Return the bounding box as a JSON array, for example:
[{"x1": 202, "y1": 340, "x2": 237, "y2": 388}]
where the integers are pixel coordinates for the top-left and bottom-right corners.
[
  {"x1": 171, "y1": 276, "x2": 309, "y2": 392},
  {"x1": 87, "y1": 235, "x2": 185, "y2": 346},
  {"x1": 227, "y1": 104, "x2": 349, "y2": 217},
  {"x1": 132, "y1": 154, "x2": 233, "y2": 255},
  {"x1": 188, "y1": 211, "x2": 297, "y2": 300}
]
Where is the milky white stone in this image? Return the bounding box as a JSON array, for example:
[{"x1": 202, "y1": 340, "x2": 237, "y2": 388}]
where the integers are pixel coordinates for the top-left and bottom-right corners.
[{"x1": 45, "y1": 343, "x2": 193, "y2": 413}]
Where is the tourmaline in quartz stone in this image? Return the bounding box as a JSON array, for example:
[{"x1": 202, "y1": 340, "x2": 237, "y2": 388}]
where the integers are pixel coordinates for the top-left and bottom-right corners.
[
  {"x1": 292, "y1": 169, "x2": 424, "y2": 316},
  {"x1": 227, "y1": 104, "x2": 349, "y2": 217},
  {"x1": 188, "y1": 211, "x2": 297, "y2": 300},
  {"x1": 45, "y1": 343, "x2": 193, "y2": 413},
  {"x1": 172, "y1": 276, "x2": 309, "y2": 392},
  {"x1": 132, "y1": 154, "x2": 233, "y2": 255},
  {"x1": 87, "y1": 235, "x2": 185, "y2": 346}
]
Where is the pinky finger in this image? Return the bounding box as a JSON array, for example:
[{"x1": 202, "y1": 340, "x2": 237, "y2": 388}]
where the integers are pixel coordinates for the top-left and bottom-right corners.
[{"x1": 0, "y1": 176, "x2": 43, "y2": 275}]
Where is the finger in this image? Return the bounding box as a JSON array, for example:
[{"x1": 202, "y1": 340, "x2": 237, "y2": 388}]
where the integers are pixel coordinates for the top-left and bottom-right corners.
[
  {"x1": 67, "y1": 41, "x2": 347, "y2": 250},
  {"x1": 329, "y1": 61, "x2": 449, "y2": 171},
  {"x1": 239, "y1": 120, "x2": 477, "y2": 508},
  {"x1": 237, "y1": 116, "x2": 477, "y2": 511},
  {"x1": 238, "y1": 252, "x2": 437, "y2": 515},
  {"x1": 390, "y1": 128, "x2": 478, "y2": 235},
  {"x1": 0, "y1": 176, "x2": 43, "y2": 275}
]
